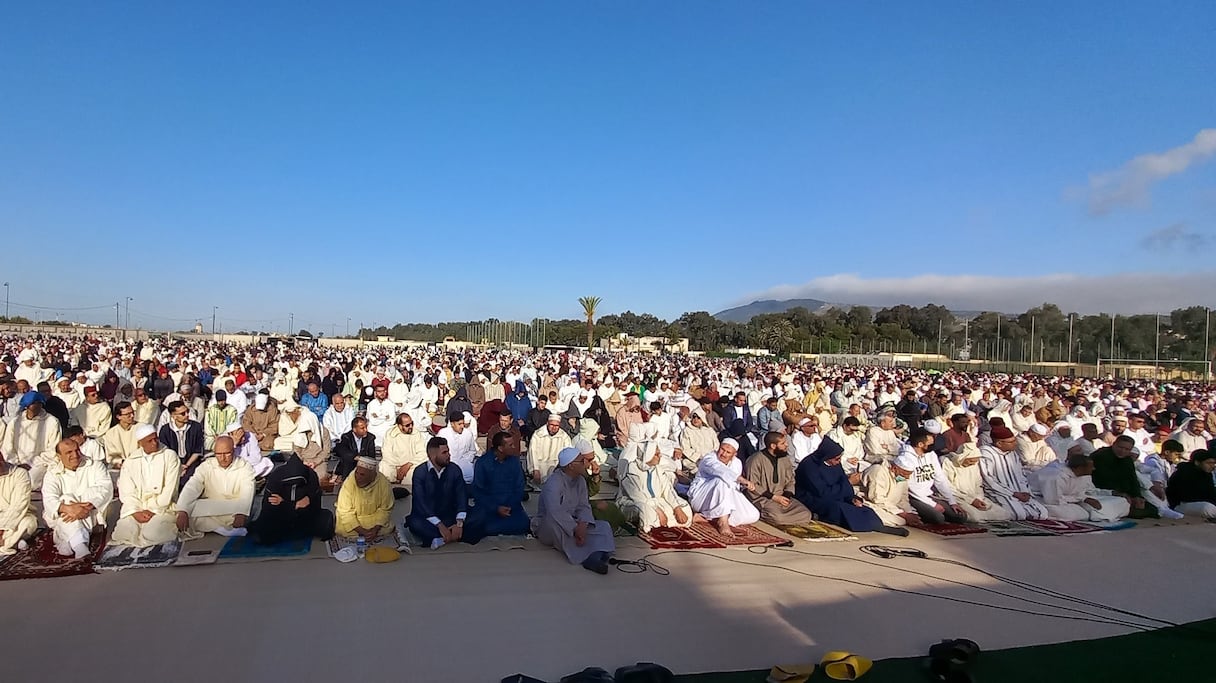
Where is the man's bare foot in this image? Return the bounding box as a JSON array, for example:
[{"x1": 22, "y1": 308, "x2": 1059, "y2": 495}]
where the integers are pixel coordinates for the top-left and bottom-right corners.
[
  {"x1": 714, "y1": 516, "x2": 734, "y2": 537},
  {"x1": 692, "y1": 513, "x2": 708, "y2": 524}
]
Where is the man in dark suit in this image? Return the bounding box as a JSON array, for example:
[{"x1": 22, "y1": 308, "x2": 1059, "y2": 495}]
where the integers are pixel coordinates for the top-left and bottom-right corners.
[{"x1": 333, "y1": 416, "x2": 377, "y2": 488}]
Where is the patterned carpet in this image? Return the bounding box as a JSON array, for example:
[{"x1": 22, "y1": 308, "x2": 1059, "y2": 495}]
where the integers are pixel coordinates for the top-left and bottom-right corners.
[{"x1": 0, "y1": 529, "x2": 106, "y2": 581}]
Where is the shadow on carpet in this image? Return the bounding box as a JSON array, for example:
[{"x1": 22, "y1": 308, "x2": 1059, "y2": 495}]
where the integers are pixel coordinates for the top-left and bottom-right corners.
[
  {"x1": 0, "y1": 528, "x2": 106, "y2": 581},
  {"x1": 673, "y1": 618, "x2": 1216, "y2": 682}
]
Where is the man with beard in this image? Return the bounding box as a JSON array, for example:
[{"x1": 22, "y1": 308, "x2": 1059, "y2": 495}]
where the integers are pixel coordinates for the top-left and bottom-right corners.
[{"x1": 744, "y1": 432, "x2": 813, "y2": 525}]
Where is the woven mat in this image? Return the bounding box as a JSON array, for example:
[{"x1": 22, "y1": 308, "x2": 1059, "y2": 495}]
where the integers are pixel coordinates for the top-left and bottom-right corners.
[
  {"x1": 1019, "y1": 519, "x2": 1104, "y2": 535},
  {"x1": 773, "y1": 521, "x2": 859, "y2": 542},
  {"x1": 981, "y1": 521, "x2": 1057, "y2": 537},
  {"x1": 219, "y1": 535, "x2": 312, "y2": 559},
  {"x1": 639, "y1": 525, "x2": 722, "y2": 550},
  {"x1": 0, "y1": 529, "x2": 106, "y2": 581},
  {"x1": 689, "y1": 521, "x2": 788, "y2": 547},
  {"x1": 95, "y1": 540, "x2": 182, "y2": 571},
  {"x1": 905, "y1": 520, "x2": 989, "y2": 537}
]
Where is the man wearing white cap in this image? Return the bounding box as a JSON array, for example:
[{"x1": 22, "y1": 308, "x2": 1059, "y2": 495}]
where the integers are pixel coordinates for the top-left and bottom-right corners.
[
  {"x1": 789, "y1": 416, "x2": 823, "y2": 467},
  {"x1": 275, "y1": 397, "x2": 329, "y2": 481},
  {"x1": 678, "y1": 410, "x2": 719, "y2": 476},
  {"x1": 241, "y1": 391, "x2": 280, "y2": 452},
  {"x1": 940, "y1": 445, "x2": 1011, "y2": 523},
  {"x1": 42, "y1": 437, "x2": 113, "y2": 558},
  {"x1": 111, "y1": 424, "x2": 181, "y2": 548},
  {"x1": 334, "y1": 456, "x2": 394, "y2": 541},
  {"x1": 175, "y1": 435, "x2": 256, "y2": 540},
  {"x1": 528, "y1": 413, "x2": 571, "y2": 486},
  {"x1": 617, "y1": 433, "x2": 692, "y2": 532},
  {"x1": 227, "y1": 421, "x2": 272, "y2": 477},
  {"x1": 1041, "y1": 451, "x2": 1131, "y2": 522},
  {"x1": 688, "y1": 439, "x2": 760, "y2": 536},
  {"x1": 863, "y1": 411, "x2": 901, "y2": 466},
  {"x1": 535, "y1": 446, "x2": 616, "y2": 574}
]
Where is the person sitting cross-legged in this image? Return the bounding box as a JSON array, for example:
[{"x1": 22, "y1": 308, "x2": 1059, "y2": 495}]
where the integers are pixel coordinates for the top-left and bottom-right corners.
[
  {"x1": 796, "y1": 437, "x2": 908, "y2": 536},
  {"x1": 407, "y1": 436, "x2": 468, "y2": 549},
  {"x1": 175, "y1": 435, "x2": 255, "y2": 540},
  {"x1": 41, "y1": 437, "x2": 113, "y2": 559},
  {"x1": 535, "y1": 447, "x2": 616, "y2": 574},
  {"x1": 335, "y1": 456, "x2": 395, "y2": 542},
  {"x1": 246, "y1": 452, "x2": 335, "y2": 545},
  {"x1": 0, "y1": 457, "x2": 37, "y2": 556},
  {"x1": 1166, "y1": 448, "x2": 1216, "y2": 520},
  {"x1": 688, "y1": 438, "x2": 759, "y2": 536},
  {"x1": 1041, "y1": 450, "x2": 1131, "y2": 522},
  {"x1": 465, "y1": 431, "x2": 531, "y2": 543},
  {"x1": 112, "y1": 424, "x2": 181, "y2": 548}
]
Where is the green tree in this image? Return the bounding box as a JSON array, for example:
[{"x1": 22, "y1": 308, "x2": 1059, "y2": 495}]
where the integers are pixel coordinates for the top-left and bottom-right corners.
[{"x1": 578, "y1": 296, "x2": 601, "y2": 351}]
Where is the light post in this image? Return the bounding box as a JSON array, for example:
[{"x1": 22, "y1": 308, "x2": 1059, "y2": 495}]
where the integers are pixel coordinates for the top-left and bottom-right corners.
[
  {"x1": 125, "y1": 297, "x2": 133, "y2": 329},
  {"x1": 212, "y1": 306, "x2": 219, "y2": 335}
]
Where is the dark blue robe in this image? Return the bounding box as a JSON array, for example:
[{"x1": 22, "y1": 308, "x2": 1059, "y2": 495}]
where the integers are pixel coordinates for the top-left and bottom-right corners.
[
  {"x1": 466, "y1": 451, "x2": 530, "y2": 543},
  {"x1": 794, "y1": 438, "x2": 883, "y2": 532},
  {"x1": 407, "y1": 461, "x2": 469, "y2": 544}
]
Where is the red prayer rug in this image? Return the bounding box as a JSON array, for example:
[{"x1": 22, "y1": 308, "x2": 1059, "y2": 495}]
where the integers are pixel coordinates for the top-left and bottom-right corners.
[
  {"x1": 0, "y1": 528, "x2": 106, "y2": 581},
  {"x1": 639, "y1": 525, "x2": 723, "y2": 550},
  {"x1": 689, "y1": 521, "x2": 789, "y2": 547},
  {"x1": 905, "y1": 519, "x2": 989, "y2": 537},
  {"x1": 1019, "y1": 519, "x2": 1103, "y2": 535}
]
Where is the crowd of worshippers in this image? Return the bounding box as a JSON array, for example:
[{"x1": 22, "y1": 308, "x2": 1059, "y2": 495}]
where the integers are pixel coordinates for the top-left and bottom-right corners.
[{"x1": 3, "y1": 334, "x2": 1216, "y2": 573}]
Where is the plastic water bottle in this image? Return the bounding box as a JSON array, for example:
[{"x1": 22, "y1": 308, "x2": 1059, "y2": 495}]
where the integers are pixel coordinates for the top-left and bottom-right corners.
[{"x1": 356, "y1": 536, "x2": 366, "y2": 558}]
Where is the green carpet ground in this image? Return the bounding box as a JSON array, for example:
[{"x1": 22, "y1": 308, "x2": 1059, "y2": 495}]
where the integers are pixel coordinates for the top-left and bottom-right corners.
[{"x1": 675, "y1": 618, "x2": 1216, "y2": 682}]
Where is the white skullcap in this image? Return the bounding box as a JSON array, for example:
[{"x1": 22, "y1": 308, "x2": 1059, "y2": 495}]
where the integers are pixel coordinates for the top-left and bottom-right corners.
[
  {"x1": 894, "y1": 453, "x2": 920, "y2": 471},
  {"x1": 572, "y1": 437, "x2": 594, "y2": 454},
  {"x1": 797, "y1": 417, "x2": 812, "y2": 427},
  {"x1": 1030, "y1": 423, "x2": 1049, "y2": 436},
  {"x1": 557, "y1": 447, "x2": 581, "y2": 467},
  {"x1": 279, "y1": 397, "x2": 300, "y2": 411},
  {"x1": 355, "y1": 456, "x2": 378, "y2": 469},
  {"x1": 134, "y1": 424, "x2": 157, "y2": 441},
  {"x1": 923, "y1": 419, "x2": 943, "y2": 435},
  {"x1": 721, "y1": 437, "x2": 740, "y2": 450},
  {"x1": 254, "y1": 394, "x2": 269, "y2": 410},
  {"x1": 547, "y1": 413, "x2": 562, "y2": 423},
  {"x1": 225, "y1": 421, "x2": 243, "y2": 434}
]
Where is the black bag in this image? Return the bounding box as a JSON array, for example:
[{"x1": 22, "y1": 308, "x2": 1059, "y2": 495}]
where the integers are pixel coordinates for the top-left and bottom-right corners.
[
  {"x1": 559, "y1": 667, "x2": 614, "y2": 683},
  {"x1": 614, "y1": 662, "x2": 675, "y2": 683}
]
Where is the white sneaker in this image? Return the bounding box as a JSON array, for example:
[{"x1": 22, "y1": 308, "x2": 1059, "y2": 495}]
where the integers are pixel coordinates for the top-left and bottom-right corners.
[
  {"x1": 16, "y1": 539, "x2": 29, "y2": 551},
  {"x1": 430, "y1": 537, "x2": 445, "y2": 550},
  {"x1": 1161, "y1": 508, "x2": 1185, "y2": 520}
]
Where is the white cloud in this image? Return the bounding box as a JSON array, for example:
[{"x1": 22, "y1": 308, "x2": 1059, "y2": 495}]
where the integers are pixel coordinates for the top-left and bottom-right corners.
[
  {"x1": 739, "y1": 272, "x2": 1216, "y2": 315},
  {"x1": 1084, "y1": 128, "x2": 1216, "y2": 215}
]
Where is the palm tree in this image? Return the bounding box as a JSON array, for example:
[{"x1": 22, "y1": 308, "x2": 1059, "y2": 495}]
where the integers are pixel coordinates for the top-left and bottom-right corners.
[
  {"x1": 578, "y1": 296, "x2": 601, "y2": 351},
  {"x1": 759, "y1": 319, "x2": 794, "y2": 355}
]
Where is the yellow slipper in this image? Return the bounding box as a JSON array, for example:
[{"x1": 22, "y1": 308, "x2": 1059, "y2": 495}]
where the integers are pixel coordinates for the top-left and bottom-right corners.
[
  {"x1": 820, "y1": 651, "x2": 873, "y2": 680},
  {"x1": 766, "y1": 663, "x2": 816, "y2": 683}
]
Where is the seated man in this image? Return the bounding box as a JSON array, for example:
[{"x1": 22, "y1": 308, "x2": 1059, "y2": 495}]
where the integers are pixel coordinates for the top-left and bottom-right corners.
[
  {"x1": 380, "y1": 412, "x2": 427, "y2": 493},
  {"x1": 226, "y1": 421, "x2": 273, "y2": 478},
  {"x1": 862, "y1": 411, "x2": 902, "y2": 465},
  {"x1": 535, "y1": 447, "x2": 616, "y2": 574},
  {"x1": 1167, "y1": 448, "x2": 1216, "y2": 519},
  {"x1": 2, "y1": 391, "x2": 61, "y2": 489},
  {"x1": 979, "y1": 425, "x2": 1049, "y2": 520},
  {"x1": 71, "y1": 385, "x2": 112, "y2": 440},
  {"x1": 333, "y1": 417, "x2": 377, "y2": 488},
  {"x1": 1017, "y1": 423, "x2": 1057, "y2": 492},
  {"x1": 824, "y1": 416, "x2": 864, "y2": 474},
  {"x1": 678, "y1": 409, "x2": 719, "y2": 476},
  {"x1": 897, "y1": 429, "x2": 969, "y2": 524},
  {"x1": 241, "y1": 392, "x2": 279, "y2": 452},
  {"x1": 175, "y1": 435, "x2": 255, "y2": 539},
  {"x1": 247, "y1": 452, "x2": 334, "y2": 545},
  {"x1": 322, "y1": 392, "x2": 355, "y2": 452},
  {"x1": 485, "y1": 411, "x2": 523, "y2": 458},
  {"x1": 688, "y1": 438, "x2": 760, "y2": 535},
  {"x1": 1041, "y1": 451, "x2": 1131, "y2": 522},
  {"x1": 158, "y1": 400, "x2": 205, "y2": 486},
  {"x1": 112, "y1": 424, "x2": 181, "y2": 548},
  {"x1": 796, "y1": 438, "x2": 906, "y2": 535},
  {"x1": 66, "y1": 424, "x2": 106, "y2": 466},
  {"x1": 203, "y1": 390, "x2": 237, "y2": 452},
  {"x1": 527, "y1": 413, "x2": 571, "y2": 486},
  {"x1": 335, "y1": 456, "x2": 395, "y2": 541},
  {"x1": 617, "y1": 433, "x2": 692, "y2": 532},
  {"x1": 744, "y1": 432, "x2": 813, "y2": 526},
  {"x1": 466, "y1": 431, "x2": 531, "y2": 543},
  {"x1": 274, "y1": 398, "x2": 330, "y2": 483},
  {"x1": 1091, "y1": 435, "x2": 1180, "y2": 519},
  {"x1": 941, "y1": 445, "x2": 1011, "y2": 522},
  {"x1": 860, "y1": 457, "x2": 916, "y2": 527},
  {"x1": 408, "y1": 436, "x2": 468, "y2": 549},
  {"x1": 0, "y1": 456, "x2": 37, "y2": 556},
  {"x1": 101, "y1": 400, "x2": 141, "y2": 469},
  {"x1": 41, "y1": 437, "x2": 113, "y2": 559},
  {"x1": 436, "y1": 411, "x2": 479, "y2": 484}
]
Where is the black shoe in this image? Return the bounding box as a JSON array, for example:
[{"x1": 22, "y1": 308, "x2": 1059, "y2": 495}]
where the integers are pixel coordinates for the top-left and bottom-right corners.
[{"x1": 876, "y1": 525, "x2": 911, "y2": 537}]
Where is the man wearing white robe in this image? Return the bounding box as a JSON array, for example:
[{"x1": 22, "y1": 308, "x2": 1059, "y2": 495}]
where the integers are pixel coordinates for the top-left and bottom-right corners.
[
  {"x1": 0, "y1": 458, "x2": 37, "y2": 555},
  {"x1": 1041, "y1": 452, "x2": 1130, "y2": 522},
  {"x1": 71, "y1": 386, "x2": 112, "y2": 439},
  {"x1": 617, "y1": 435, "x2": 691, "y2": 532},
  {"x1": 274, "y1": 398, "x2": 329, "y2": 479},
  {"x1": 688, "y1": 439, "x2": 760, "y2": 535},
  {"x1": 175, "y1": 436, "x2": 255, "y2": 539},
  {"x1": 2, "y1": 393, "x2": 61, "y2": 489},
  {"x1": 53, "y1": 376, "x2": 82, "y2": 413},
  {"x1": 101, "y1": 401, "x2": 142, "y2": 469},
  {"x1": 1169, "y1": 418, "x2": 1209, "y2": 458},
  {"x1": 132, "y1": 388, "x2": 160, "y2": 426},
  {"x1": 528, "y1": 413, "x2": 571, "y2": 485},
  {"x1": 535, "y1": 447, "x2": 616, "y2": 574},
  {"x1": 111, "y1": 424, "x2": 180, "y2": 548},
  {"x1": 941, "y1": 445, "x2": 1012, "y2": 522},
  {"x1": 380, "y1": 413, "x2": 428, "y2": 488},
  {"x1": 860, "y1": 459, "x2": 914, "y2": 527},
  {"x1": 678, "y1": 410, "x2": 719, "y2": 476},
  {"x1": 1017, "y1": 423, "x2": 1057, "y2": 492},
  {"x1": 42, "y1": 438, "x2": 113, "y2": 559},
  {"x1": 863, "y1": 414, "x2": 902, "y2": 465},
  {"x1": 825, "y1": 417, "x2": 865, "y2": 474},
  {"x1": 365, "y1": 384, "x2": 397, "y2": 444},
  {"x1": 789, "y1": 417, "x2": 823, "y2": 467},
  {"x1": 227, "y1": 422, "x2": 273, "y2": 478},
  {"x1": 322, "y1": 393, "x2": 355, "y2": 451},
  {"x1": 979, "y1": 426, "x2": 1049, "y2": 520},
  {"x1": 436, "y1": 412, "x2": 479, "y2": 484}
]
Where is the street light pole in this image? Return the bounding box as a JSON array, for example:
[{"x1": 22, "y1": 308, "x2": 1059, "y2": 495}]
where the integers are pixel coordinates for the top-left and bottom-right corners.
[
  {"x1": 346, "y1": 317, "x2": 351, "y2": 337},
  {"x1": 212, "y1": 306, "x2": 219, "y2": 335},
  {"x1": 1206, "y1": 307, "x2": 1211, "y2": 382},
  {"x1": 125, "y1": 297, "x2": 133, "y2": 329},
  {"x1": 289, "y1": 313, "x2": 294, "y2": 336},
  {"x1": 2, "y1": 282, "x2": 8, "y2": 320}
]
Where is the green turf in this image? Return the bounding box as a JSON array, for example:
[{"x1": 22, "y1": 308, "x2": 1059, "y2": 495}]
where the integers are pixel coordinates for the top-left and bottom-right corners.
[{"x1": 674, "y1": 618, "x2": 1216, "y2": 682}]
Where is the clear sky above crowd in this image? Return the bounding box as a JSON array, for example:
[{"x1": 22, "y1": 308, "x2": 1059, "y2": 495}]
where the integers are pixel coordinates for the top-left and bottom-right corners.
[{"x1": 2, "y1": 2, "x2": 1214, "y2": 331}]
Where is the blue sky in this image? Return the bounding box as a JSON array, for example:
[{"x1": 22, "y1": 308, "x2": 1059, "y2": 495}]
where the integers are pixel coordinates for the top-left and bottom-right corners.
[{"x1": 2, "y1": 2, "x2": 1214, "y2": 331}]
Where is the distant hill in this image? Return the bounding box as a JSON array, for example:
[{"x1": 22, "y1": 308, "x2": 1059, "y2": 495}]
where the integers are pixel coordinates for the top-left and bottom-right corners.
[
  {"x1": 714, "y1": 299, "x2": 995, "y2": 323},
  {"x1": 714, "y1": 298, "x2": 835, "y2": 323}
]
